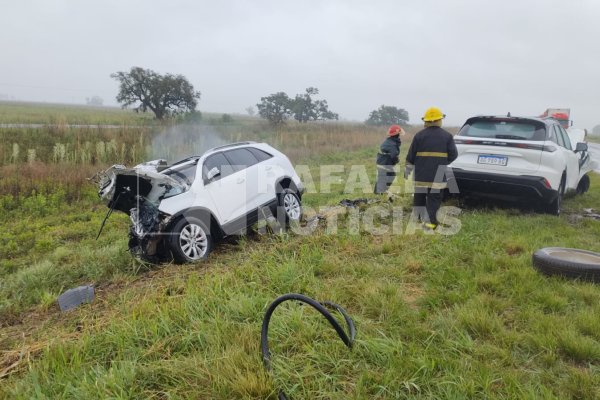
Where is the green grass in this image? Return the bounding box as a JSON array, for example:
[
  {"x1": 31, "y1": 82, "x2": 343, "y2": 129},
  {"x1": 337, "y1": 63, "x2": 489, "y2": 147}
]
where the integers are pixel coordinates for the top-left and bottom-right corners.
[
  {"x1": 1, "y1": 145, "x2": 600, "y2": 398},
  {"x1": 0, "y1": 101, "x2": 598, "y2": 397},
  {"x1": 0, "y1": 101, "x2": 156, "y2": 125}
]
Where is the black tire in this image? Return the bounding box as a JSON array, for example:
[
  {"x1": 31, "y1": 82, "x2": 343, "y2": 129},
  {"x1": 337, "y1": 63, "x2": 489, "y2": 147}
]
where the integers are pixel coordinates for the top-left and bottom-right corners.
[
  {"x1": 168, "y1": 217, "x2": 213, "y2": 263},
  {"x1": 277, "y1": 188, "x2": 302, "y2": 226},
  {"x1": 532, "y1": 247, "x2": 600, "y2": 283},
  {"x1": 546, "y1": 176, "x2": 565, "y2": 216},
  {"x1": 576, "y1": 174, "x2": 590, "y2": 195}
]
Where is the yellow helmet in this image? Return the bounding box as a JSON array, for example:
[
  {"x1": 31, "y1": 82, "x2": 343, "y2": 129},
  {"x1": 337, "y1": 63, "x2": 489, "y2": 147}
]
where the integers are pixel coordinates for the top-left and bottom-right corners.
[{"x1": 422, "y1": 107, "x2": 445, "y2": 122}]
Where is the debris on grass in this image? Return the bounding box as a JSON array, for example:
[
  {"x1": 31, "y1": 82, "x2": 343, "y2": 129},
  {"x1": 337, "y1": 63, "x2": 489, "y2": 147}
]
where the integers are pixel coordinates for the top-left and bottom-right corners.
[{"x1": 57, "y1": 286, "x2": 95, "y2": 312}]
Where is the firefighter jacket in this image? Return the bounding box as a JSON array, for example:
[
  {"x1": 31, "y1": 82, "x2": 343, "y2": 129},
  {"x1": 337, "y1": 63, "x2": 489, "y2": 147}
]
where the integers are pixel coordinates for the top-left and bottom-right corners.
[
  {"x1": 406, "y1": 126, "x2": 458, "y2": 188},
  {"x1": 376, "y1": 135, "x2": 401, "y2": 167}
]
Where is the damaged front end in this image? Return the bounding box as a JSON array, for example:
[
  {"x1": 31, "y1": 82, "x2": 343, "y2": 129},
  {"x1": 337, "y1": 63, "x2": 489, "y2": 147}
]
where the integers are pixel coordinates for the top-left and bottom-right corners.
[{"x1": 95, "y1": 160, "x2": 189, "y2": 261}]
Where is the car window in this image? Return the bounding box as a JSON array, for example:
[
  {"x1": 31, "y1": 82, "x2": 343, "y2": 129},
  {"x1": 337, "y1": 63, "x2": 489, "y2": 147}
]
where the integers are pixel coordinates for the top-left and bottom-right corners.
[
  {"x1": 549, "y1": 126, "x2": 561, "y2": 145},
  {"x1": 459, "y1": 120, "x2": 546, "y2": 141},
  {"x1": 223, "y1": 148, "x2": 259, "y2": 171},
  {"x1": 553, "y1": 125, "x2": 567, "y2": 148},
  {"x1": 558, "y1": 126, "x2": 573, "y2": 150},
  {"x1": 247, "y1": 147, "x2": 273, "y2": 162},
  {"x1": 202, "y1": 152, "x2": 235, "y2": 182}
]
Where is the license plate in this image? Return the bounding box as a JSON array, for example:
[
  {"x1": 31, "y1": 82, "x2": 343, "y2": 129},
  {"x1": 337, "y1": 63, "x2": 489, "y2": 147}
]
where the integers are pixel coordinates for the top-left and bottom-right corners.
[{"x1": 478, "y1": 155, "x2": 508, "y2": 166}]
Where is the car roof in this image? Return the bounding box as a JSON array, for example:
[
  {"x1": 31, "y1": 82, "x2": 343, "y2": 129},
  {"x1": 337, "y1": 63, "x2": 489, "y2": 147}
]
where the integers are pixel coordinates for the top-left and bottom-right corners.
[
  {"x1": 466, "y1": 115, "x2": 555, "y2": 126},
  {"x1": 169, "y1": 142, "x2": 273, "y2": 165},
  {"x1": 206, "y1": 141, "x2": 257, "y2": 152}
]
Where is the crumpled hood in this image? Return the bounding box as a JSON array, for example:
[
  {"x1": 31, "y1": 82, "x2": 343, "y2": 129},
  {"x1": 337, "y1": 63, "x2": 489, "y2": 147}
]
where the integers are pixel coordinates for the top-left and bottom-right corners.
[{"x1": 98, "y1": 160, "x2": 186, "y2": 213}]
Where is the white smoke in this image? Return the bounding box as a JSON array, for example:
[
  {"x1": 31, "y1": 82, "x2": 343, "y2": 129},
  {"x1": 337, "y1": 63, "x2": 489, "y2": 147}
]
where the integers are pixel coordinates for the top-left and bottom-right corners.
[{"x1": 149, "y1": 124, "x2": 230, "y2": 163}]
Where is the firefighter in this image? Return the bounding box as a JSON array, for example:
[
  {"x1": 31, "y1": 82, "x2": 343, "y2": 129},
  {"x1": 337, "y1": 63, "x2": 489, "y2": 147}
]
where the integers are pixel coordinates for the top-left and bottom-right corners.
[
  {"x1": 405, "y1": 107, "x2": 457, "y2": 229},
  {"x1": 374, "y1": 124, "x2": 404, "y2": 195}
]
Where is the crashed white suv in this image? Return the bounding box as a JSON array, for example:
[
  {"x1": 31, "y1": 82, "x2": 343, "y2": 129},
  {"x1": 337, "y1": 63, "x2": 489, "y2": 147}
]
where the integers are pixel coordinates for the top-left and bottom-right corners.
[
  {"x1": 449, "y1": 116, "x2": 593, "y2": 215},
  {"x1": 98, "y1": 142, "x2": 304, "y2": 262}
]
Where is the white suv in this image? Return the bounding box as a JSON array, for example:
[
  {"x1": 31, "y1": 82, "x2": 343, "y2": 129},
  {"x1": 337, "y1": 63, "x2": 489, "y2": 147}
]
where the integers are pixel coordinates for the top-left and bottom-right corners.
[
  {"x1": 98, "y1": 142, "x2": 304, "y2": 262},
  {"x1": 449, "y1": 116, "x2": 593, "y2": 215}
]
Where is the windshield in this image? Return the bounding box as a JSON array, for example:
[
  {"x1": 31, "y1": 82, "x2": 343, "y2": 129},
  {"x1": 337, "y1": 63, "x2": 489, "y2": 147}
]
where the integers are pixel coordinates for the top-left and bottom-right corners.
[
  {"x1": 458, "y1": 120, "x2": 546, "y2": 141},
  {"x1": 162, "y1": 161, "x2": 198, "y2": 189}
]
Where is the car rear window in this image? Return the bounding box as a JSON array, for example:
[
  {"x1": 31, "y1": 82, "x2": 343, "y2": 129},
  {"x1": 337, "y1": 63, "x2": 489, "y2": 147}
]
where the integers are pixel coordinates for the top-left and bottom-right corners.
[{"x1": 458, "y1": 120, "x2": 546, "y2": 141}]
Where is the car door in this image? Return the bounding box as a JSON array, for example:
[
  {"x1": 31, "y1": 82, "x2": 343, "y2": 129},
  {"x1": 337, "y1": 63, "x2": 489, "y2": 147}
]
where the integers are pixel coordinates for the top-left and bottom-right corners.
[
  {"x1": 223, "y1": 148, "x2": 262, "y2": 212},
  {"x1": 201, "y1": 152, "x2": 248, "y2": 225},
  {"x1": 247, "y1": 146, "x2": 278, "y2": 207},
  {"x1": 556, "y1": 125, "x2": 580, "y2": 190}
]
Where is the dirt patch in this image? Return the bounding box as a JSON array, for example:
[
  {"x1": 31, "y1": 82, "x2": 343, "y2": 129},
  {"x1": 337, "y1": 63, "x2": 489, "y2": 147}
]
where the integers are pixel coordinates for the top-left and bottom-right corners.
[
  {"x1": 402, "y1": 283, "x2": 425, "y2": 309},
  {"x1": 566, "y1": 208, "x2": 600, "y2": 224}
]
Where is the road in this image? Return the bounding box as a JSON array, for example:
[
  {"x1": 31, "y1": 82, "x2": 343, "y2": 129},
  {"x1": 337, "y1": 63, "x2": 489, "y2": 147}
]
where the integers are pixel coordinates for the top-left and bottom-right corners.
[{"x1": 589, "y1": 142, "x2": 600, "y2": 173}]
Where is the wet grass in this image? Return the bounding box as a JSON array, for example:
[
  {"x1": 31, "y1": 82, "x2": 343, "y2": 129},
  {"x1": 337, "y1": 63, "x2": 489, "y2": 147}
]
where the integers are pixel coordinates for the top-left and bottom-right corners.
[
  {"x1": 1, "y1": 145, "x2": 600, "y2": 398},
  {"x1": 1, "y1": 102, "x2": 598, "y2": 397}
]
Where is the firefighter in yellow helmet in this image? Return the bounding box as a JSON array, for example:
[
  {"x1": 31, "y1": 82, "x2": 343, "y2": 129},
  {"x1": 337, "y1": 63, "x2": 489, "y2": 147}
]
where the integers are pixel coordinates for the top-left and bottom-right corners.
[{"x1": 405, "y1": 107, "x2": 457, "y2": 229}]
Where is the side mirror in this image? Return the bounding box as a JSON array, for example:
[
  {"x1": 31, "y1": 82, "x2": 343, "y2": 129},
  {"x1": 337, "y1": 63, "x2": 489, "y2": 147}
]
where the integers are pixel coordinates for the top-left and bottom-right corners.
[
  {"x1": 575, "y1": 142, "x2": 588, "y2": 152},
  {"x1": 206, "y1": 166, "x2": 220, "y2": 180}
]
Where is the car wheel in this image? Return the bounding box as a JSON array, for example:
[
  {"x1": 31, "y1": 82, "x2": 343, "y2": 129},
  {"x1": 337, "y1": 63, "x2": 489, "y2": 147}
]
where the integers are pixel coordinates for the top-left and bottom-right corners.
[
  {"x1": 546, "y1": 177, "x2": 565, "y2": 216},
  {"x1": 168, "y1": 217, "x2": 213, "y2": 263},
  {"x1": 533, "y1": 247, "x2": 600, "y2": 283},
  {"x1": 278, "y1": 188, "x2": 302, "y2": 225},
  {"x1": 576, "y1": 174, "x2": 590, "y2": 195}
]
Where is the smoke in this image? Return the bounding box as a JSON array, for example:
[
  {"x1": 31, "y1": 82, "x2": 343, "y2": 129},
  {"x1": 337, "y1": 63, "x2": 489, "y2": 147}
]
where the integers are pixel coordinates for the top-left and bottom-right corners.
[{"x1": 148, "y1": 124, "x2": 230, "y2": 163}]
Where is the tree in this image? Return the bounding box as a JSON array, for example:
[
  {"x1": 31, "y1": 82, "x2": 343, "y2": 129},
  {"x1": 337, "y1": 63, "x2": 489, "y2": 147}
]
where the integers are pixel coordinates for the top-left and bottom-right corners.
[
  {"x1": 291, "y1": 87, "x2": 338, "y2": 123},
  {"x1": 86, "y1": 95, "x2": 103, "y2": 106},
  {"x1": 256, "y1": 92, "x2": 293, "y2": 125},
  {"x1": 111, "y1": 67, "x2": 200, "y2": 120},
  {"x1": 257, "y1": 87, "x2": 338, "y2": 125},
  {"x1": 366, "y1": 105, "x2": 409, "y2": 126},
  {"x1": 245, "y1": 106, "x2": 256, "y2": 116}
]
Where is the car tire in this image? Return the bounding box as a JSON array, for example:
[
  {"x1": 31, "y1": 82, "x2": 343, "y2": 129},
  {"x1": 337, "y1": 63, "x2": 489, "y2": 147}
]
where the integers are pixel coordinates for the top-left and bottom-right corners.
[
  {"x1": 546, "y1": 176, "x2": 565, "y2": 216},
  {"x1": 277, "y1": 188, "x2": 302, "y2": 226},
  {"x1": 168, "y1": 217, "x2": 213, "y2": 263},
  {"x1": 532, "y1": 247, "x2": 600, "y2": 283},
  {"x1": 576, "y1": 174, "x2": 590, "y2": 195}
]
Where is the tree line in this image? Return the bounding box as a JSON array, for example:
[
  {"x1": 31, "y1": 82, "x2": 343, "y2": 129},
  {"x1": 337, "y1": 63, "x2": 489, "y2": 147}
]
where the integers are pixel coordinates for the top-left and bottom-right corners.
[{"x1": 111, "y1": 67, "x2": 409, "y2": 126}]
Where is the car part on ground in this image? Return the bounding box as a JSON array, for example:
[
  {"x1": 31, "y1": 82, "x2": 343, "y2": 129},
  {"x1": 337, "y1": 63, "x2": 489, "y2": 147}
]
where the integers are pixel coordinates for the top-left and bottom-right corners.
[
  {"x1": 261, "y1": 293, "x2": 356, "y2": 400},
  {"x1": 58, "y1": 286, "x2": 95, "y2": 311},
  {"x1": 449, "y1": 115, "x2": 593, "y2": 215},
  {"x1": 95, "y1": 142, "x2": 304, "y2": 263},
  {"x1": 532, "y1": 247, "x2": 600, "y2": 282}
]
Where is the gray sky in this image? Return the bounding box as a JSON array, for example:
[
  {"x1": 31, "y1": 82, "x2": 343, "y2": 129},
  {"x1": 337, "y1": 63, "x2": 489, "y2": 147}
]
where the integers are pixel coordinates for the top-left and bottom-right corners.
[{"x1": 1, "y1": 0, "x2": 599, "y2": 128}]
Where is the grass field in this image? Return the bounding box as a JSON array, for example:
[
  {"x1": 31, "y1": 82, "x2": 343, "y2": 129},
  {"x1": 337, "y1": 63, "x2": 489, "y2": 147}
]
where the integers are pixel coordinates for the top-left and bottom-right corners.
[
  {"x1": 1, "y1": 103, "x2": 599, "y2": 399},
  {"x1": 0, "y1": 101, "x2": 156, "y2": 125}
]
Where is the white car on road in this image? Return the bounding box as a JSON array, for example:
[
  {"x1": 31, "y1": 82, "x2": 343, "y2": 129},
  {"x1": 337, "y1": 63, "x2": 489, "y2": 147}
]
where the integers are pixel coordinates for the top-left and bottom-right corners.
[
  {"x1": 449, "y1": 115, "x2": 593, "y2": 215},
  {"x1": 98, "y1": 142, "x2": 304, "y2": 262}
]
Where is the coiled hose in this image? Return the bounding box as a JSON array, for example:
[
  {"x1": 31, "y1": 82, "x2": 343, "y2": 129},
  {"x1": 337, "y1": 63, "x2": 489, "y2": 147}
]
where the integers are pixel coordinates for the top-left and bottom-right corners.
[{"x1": 261, "y1": 293, "x2": 356, "y2": 400}]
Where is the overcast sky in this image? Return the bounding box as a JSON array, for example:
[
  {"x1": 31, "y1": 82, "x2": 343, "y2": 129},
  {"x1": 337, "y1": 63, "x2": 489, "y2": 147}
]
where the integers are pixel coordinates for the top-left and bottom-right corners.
[{"x1": 1, "y1": 0, "x2": 599, "y2": 128}]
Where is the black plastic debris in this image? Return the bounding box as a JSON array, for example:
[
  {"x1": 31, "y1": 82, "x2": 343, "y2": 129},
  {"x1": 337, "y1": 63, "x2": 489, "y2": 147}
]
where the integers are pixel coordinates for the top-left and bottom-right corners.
[
  {"x1": 58, "y1": 286, "x2": 95, "y2": 312},
  {"x1": 339, "y1": 198, "x2": 367, "y2": 207},
  {"x1": 261, "y1": 293, "x2": 356, "y2": 400}
]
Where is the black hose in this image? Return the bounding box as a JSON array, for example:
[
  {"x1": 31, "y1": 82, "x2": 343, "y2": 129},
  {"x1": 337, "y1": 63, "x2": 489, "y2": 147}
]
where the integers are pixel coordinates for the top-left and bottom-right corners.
[{"x1": 261, "y1": 293, "x2": 356, "y2": 399}]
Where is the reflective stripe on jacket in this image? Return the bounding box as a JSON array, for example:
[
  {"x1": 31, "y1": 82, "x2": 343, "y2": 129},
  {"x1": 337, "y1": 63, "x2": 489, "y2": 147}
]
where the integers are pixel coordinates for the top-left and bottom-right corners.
[{"x1": 406, "y1": 126, "x2": 457, "y2": 186}]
